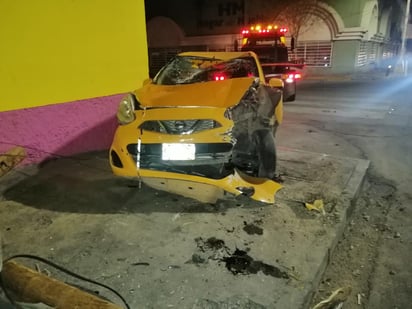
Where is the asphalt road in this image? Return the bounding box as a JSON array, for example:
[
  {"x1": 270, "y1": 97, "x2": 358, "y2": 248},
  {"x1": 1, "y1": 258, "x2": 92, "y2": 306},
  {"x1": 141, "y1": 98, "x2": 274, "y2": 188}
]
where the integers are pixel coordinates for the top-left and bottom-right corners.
[{"x1": 278, "y1": 76, "x2": 412, "y2": 309}]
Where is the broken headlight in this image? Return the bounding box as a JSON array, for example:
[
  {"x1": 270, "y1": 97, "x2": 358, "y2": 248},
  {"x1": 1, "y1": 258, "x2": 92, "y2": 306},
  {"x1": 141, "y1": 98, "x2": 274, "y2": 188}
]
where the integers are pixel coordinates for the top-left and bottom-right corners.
[{"x1": 117, "y1": 93, "x2": 136, "y2": 125}]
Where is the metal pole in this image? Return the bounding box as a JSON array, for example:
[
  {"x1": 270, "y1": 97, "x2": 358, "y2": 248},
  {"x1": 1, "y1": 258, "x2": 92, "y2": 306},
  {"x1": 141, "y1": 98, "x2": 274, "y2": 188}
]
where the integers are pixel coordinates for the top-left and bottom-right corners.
[{"x1": 400, "y1": 0, "x2": 411, "y2": 75}]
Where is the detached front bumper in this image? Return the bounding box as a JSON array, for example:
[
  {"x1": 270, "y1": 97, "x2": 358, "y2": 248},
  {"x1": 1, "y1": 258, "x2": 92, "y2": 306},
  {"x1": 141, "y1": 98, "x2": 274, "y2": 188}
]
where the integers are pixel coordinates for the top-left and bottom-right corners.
[{"x1": 109, "y1": 106, "x2": 282, "y2": 204}]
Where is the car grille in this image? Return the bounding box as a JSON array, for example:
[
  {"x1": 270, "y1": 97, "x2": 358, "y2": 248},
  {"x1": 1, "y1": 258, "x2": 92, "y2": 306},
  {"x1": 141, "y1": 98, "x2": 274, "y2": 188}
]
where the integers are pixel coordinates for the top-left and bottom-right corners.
[
  {"x1": 126, "y1": 142, "x2": 234, "y2": 179},
  {"x1": 139, "y1": 119, "x2": 220, "y2": 135}
]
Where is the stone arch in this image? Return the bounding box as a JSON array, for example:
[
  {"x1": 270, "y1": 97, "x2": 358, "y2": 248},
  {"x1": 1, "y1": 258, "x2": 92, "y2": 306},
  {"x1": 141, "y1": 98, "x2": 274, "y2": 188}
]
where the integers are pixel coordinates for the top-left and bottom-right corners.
[
  {"x1": 298, "y1": 15, "x2": 331, "y2": 41},
  {"x1": 305, "y1": 2, "x2": 345, "y2": 39},
  {"x1": 361, "y1": 0, "x2": 379, "y2": 39},
  {"x1": 379, "y1": 8, "x2": 392, "y2": 37},
  {"x1": 146, "y1": 16, "x2": 185, "y2": 48}
]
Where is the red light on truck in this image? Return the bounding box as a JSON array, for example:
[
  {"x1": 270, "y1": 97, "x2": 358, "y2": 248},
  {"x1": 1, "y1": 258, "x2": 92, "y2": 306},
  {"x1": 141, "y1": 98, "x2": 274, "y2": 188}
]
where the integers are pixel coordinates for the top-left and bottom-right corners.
[
  {"x1": 284, "y1": 73, "x2": 302, "y2": 83},
  {"x1": 214, "y1": 75, "x2": 225, "y2": 81},
  {"x1": 241, "y1": 25, "x2": 287, "y2": 35}
]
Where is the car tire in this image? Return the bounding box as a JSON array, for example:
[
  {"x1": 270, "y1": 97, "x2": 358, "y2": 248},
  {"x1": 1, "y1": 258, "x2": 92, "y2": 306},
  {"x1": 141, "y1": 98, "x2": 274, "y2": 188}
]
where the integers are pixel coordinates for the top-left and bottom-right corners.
[{"x1": 252, "y1": 129, "x2": 277, "y2": 179}]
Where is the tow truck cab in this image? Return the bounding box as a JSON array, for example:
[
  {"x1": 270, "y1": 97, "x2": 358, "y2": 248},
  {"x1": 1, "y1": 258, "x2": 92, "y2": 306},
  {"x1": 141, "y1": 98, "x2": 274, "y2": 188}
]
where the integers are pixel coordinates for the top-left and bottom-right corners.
[{"x1": 240, "y1": 25, "x2": 303, "y2": 102}]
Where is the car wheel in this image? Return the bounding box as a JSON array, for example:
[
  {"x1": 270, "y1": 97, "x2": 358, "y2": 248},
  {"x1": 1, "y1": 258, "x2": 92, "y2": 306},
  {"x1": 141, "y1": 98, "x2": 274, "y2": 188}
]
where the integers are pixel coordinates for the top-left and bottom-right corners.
[{"x1": 252, "y1": 129, "x2": 277, "y2": 179}]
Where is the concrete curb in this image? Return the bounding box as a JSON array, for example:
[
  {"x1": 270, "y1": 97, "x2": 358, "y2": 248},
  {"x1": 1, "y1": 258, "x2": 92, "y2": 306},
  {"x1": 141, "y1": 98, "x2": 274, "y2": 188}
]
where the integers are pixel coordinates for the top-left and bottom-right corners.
[{"x1": 302, "y1": 157, "x2": 370, "y2": 309}]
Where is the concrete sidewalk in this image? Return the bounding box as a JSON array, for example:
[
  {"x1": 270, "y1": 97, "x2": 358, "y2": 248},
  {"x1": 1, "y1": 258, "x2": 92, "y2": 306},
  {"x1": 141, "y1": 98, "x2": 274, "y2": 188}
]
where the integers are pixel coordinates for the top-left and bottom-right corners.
[{"x1": 0, "y1": 148, "x2": 368, "y2": 308}]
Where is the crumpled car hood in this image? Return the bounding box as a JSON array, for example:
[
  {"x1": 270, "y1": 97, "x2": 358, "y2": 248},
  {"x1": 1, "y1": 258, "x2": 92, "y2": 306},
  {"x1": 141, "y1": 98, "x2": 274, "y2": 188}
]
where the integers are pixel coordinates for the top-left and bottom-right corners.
[{"x1": 135, "y1": 77, "x2": 254, "y2": 108}]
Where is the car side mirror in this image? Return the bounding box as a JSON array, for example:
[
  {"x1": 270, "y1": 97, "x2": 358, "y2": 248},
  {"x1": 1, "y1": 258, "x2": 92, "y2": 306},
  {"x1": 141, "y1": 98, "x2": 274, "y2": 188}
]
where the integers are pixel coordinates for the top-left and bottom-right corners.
[
  {"x1": 268, "y1": 78, "x2": 283, "y2": 88},
  {"x1": 143, "y1": 78, "x2": 152, "y2": 86}
]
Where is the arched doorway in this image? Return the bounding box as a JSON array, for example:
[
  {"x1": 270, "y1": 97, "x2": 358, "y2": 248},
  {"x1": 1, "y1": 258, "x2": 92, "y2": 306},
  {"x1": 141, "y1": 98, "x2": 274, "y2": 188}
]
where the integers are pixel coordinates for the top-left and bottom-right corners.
[{"x1": 286, "y1": 2, "x2": 340, "y2": 67}]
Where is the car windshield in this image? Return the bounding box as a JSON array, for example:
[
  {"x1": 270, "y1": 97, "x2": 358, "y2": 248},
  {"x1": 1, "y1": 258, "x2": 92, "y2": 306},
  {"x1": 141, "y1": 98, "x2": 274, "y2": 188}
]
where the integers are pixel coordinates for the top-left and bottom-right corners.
[{"x1": 153, "y1": 55, "x2": 258, "y2": 85}]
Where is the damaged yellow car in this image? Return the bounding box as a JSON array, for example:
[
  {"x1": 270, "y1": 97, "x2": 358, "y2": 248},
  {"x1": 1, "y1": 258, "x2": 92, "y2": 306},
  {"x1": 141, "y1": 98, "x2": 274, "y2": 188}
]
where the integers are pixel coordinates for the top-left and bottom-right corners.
[{"x1": 109, "y1": 51, "x2": 284, "y2": 204}]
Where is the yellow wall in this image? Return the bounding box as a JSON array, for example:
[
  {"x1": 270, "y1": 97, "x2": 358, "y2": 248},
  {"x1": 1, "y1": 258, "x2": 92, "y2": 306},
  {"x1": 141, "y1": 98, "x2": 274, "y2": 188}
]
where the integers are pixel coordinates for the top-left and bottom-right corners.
[{"x1": 0, "y1": 0, "x2": 148, "y2": 112}]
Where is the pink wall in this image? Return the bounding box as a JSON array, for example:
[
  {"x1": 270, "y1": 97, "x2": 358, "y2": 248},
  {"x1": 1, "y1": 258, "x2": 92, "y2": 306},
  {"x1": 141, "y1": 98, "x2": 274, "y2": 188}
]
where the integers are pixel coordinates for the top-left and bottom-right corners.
[{"x1": 0, "y1": 94, "x2": 124, "y2": 164}]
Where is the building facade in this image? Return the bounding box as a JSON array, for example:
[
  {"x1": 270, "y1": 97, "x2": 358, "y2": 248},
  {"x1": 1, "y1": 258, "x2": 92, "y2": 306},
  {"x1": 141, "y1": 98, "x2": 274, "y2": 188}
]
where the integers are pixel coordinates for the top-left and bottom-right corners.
[
  {"x1": 0, "y1": 0, "x2": 148, "y2": 163},
  {"x1": 145, "y1": 0, "x2": 405, "y2": 75}
]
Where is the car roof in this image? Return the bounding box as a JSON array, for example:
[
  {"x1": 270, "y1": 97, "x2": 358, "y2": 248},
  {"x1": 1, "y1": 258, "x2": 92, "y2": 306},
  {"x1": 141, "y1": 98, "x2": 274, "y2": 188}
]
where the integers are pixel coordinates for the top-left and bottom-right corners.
[{"x1": 177, "y1": 51, "x2": 257, "y2": 60}]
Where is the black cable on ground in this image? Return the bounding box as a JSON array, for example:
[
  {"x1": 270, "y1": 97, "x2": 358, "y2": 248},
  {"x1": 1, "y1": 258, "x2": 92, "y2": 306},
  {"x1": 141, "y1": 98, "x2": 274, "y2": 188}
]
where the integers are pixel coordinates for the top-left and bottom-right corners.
[{"x1": 1, "y1": 254, "x2": 130, "y2": 309}]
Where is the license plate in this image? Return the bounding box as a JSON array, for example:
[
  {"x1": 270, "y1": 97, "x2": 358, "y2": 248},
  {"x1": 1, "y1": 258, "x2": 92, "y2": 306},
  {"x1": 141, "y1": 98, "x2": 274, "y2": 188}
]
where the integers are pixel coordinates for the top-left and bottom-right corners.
[{"x1": 162, "y1": 143, "x2": 195, "y2": 160}]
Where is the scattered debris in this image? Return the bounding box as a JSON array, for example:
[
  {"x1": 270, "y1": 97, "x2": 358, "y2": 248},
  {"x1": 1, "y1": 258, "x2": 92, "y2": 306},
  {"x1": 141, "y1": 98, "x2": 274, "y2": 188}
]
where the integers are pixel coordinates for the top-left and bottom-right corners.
[
  {"x1": 0, "y1": 146, "x2": 26, "y2": 177},
  {"x1": 193, "y1": 296, "x2": 266, "y2": 309},
  {"x1": 223, "y1": 249, "x2": 289, "y2": 279},
  {"x1": 352, "y1": 269, "x2": 361, "y2": 277},
  {"x1": 34, "y1": 264, "x2": 51, "y2": 277},
  {"x1": 312, "y1": 286, "x2": 352, "y2": 309},
  {"x1": 190, "y1": 237, "x2": 231, "y2": 265},
  {"x1": 191, "y1": 253, "x2": 207, "y2": 264},
  {"x1": 394, "y1": 232, "x2": 401, "y2": 238},
  {"x1": 226, "y1": 227, "x2": 235, "y2": 233},
  {"x1": 305, "y1": 199, "x2": 326, "y2": 215},
  {"x1": 131, "y1": 262, "x2": 150, "y2": 266},
  {"x1": 190, "y1": 237, "x2": 289, "y2": 279},
  {"x1": 272, "y1": 173, "x2": 285, "y2": 183},
  {"x1": 201, "y1": 237, "x2": 226, "y2": 250},
  {"x1": 374, "y1": 223, "x2": 391, "y2": 232},
  {"x1": 362, "y1": 213, "x2": 370, "y2": 221},
  {"x1": 161, "y1": 265, "x2": 181, "y2": 271},
  {"x1": 243, "y1": 221, "x2": 263, "y2": 235},
  {"x1": 357, "y1": 293, "x2": 361, "y2": 305}
]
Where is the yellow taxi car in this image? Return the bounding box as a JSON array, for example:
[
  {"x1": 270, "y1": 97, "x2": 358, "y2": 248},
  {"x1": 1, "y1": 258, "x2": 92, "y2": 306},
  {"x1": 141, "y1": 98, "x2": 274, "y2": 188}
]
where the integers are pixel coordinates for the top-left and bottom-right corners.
[{"x1": 109, "y1": 51, "x2": 284, "y2": 204}]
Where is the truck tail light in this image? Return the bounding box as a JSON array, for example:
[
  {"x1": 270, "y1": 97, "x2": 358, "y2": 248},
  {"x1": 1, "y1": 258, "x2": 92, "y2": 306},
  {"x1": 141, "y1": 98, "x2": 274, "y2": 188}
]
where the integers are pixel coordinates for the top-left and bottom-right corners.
[
  {"x1": 285, "y1": 76, "x2": 294, "y2": 83},
  {"x1": 285, "y1": 73, "x2": 302, "y2": 83}
]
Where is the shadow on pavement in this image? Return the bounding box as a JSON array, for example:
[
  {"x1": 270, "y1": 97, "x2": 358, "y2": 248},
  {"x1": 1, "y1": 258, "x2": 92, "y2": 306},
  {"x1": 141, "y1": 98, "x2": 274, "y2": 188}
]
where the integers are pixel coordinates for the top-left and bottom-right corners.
[{"x1": 3, "y1": 151, "x2": 265, "y2": 214}]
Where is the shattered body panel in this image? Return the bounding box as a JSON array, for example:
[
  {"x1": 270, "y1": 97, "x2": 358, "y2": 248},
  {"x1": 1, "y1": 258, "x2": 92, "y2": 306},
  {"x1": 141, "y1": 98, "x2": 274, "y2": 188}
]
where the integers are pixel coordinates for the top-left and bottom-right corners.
[{"x1": 110, "y1": 52, "x2": 283, "y2": 203}]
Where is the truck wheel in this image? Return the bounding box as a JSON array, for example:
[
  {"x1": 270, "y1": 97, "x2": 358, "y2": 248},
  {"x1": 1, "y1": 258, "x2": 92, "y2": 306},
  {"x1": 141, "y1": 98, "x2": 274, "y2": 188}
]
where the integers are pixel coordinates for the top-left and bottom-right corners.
[
  {"x1": 284, "y1": 82, "x2": 296, "y2": 102},
  {"x1": 287, "y1": 94, "x2": 296, "y2": 101},
  {"x1": 252, "y1": 129, "x2": 277, "y2": 179}
]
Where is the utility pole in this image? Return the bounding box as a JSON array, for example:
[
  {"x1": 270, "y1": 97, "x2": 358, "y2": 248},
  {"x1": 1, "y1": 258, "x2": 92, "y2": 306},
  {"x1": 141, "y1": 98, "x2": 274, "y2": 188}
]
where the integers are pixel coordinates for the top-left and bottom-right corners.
[{"x1": 400, "y1": 0, "x2": 411, "y2": 75}]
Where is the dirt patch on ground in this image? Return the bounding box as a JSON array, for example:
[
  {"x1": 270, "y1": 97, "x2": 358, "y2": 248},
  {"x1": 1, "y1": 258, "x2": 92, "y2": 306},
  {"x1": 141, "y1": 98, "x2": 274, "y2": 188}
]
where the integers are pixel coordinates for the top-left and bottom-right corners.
[{"x1": 310, "y1": 176, "x2": 398, "y2": 308}]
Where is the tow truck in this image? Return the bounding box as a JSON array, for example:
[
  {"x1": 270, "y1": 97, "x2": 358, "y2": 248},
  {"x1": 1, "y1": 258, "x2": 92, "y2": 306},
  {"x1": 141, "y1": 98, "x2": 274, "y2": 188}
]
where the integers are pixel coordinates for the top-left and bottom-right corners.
[{"x1": 240, "y1": 24, "x2": 304, "y2": 101}]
